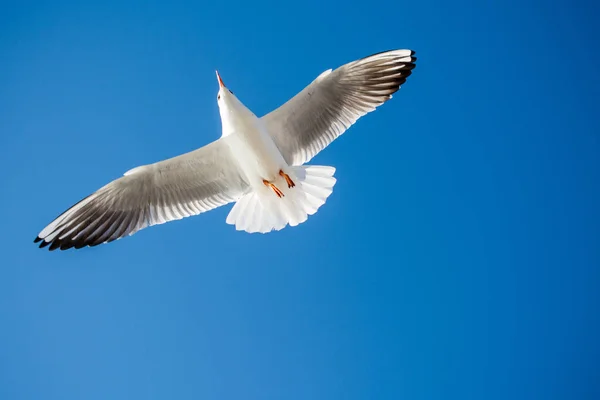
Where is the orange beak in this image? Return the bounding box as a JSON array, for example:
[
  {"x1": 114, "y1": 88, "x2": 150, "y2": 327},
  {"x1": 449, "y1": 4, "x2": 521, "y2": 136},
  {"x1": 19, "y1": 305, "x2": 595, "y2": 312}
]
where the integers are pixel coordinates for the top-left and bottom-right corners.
[{"x1": 216, "y1": 70, "x2": 225, "y2": 88}]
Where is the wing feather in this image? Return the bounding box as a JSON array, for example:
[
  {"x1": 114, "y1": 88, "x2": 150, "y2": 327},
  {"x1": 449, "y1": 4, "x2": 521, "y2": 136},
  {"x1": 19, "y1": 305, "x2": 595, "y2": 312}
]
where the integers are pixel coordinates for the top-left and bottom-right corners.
[
  {"x1": 35, "y1": 137, "x2": 248, "y2": 251},
  {"x1": 262, "y1": 49, "x2": 416, "y2": 165}
]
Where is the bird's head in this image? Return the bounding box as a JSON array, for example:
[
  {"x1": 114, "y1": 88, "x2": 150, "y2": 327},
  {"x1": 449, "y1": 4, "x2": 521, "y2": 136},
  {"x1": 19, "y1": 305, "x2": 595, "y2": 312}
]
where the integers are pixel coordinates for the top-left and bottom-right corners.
[
  {"x1": 216, "y1": 71, "x2": 241, "y2": 110},
  {"x1": 215, "y1": 70, "x2": 254, "y2": 135}
]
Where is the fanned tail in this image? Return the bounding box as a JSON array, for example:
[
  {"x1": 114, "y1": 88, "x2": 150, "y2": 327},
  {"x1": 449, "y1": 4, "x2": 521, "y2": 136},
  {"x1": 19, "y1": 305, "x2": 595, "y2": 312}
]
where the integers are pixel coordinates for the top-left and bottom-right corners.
[{"x1": 226, "y1": 165, "x2": 336, "y2": 233}]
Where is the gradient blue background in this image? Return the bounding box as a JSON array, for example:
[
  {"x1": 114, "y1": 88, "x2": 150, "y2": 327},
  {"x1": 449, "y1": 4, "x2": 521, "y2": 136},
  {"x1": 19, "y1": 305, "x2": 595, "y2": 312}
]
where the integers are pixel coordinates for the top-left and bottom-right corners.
[{"x1": 1, "y1": 1, "x2": 599, "y2": 399}]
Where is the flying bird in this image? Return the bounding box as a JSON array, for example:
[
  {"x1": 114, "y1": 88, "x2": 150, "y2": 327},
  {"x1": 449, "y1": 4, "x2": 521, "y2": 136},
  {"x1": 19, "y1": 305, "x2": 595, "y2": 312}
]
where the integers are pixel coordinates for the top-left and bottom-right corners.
[{"x1": 35, "y1": 49, "x2": 416, "y2": 250}]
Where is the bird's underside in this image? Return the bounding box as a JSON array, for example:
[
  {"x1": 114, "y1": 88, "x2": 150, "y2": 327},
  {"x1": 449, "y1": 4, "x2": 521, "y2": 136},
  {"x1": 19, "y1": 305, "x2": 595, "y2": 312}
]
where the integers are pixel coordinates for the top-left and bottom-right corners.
[
  {"x1": 35, "y1": 49, "x2": 416, "y2": 250},
  {"x1": 263, "y1": 170, "x2": 295, "y2": 198}
]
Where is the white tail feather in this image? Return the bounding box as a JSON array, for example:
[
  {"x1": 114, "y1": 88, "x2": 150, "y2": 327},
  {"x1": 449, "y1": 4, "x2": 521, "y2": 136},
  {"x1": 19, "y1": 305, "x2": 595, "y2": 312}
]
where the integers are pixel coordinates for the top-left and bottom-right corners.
[{"x1": 226, "y1": 165, "x2": 336, "y2": 233}]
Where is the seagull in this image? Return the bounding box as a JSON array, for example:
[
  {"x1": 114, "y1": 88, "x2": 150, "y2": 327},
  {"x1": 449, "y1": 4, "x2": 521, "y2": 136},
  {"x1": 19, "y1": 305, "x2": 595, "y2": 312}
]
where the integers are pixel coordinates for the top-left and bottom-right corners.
[{"x1": 34, "y1": 49, "x2": 416, "y2": 251}]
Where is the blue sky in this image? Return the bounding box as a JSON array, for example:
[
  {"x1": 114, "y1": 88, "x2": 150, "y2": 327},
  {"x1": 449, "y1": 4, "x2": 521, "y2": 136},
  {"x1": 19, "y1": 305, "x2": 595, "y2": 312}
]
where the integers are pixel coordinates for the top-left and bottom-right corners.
[{"x1": 1, "y1": 1, "x2": 599, "y2": 399}]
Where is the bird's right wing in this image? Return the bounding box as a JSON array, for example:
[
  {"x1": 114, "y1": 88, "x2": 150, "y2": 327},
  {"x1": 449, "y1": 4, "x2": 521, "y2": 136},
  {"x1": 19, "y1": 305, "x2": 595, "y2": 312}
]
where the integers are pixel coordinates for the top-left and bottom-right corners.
[
  {"x1": 262, "y1": 49, "x2": 416, "y2": 165},
  {"x1": 35, "y1": 136, "x2": 249, "y2": 251}
]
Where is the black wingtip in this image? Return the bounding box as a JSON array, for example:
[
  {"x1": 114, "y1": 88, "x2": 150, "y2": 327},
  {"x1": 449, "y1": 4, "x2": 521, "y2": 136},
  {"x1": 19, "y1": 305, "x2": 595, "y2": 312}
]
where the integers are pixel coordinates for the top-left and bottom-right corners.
[
  {"x1": 59, "y1": 241, "x2": 75, "y2": 251},
  {"x1": 34, "y1": 236, "x2": 42, "y2": 243},
  {"x1": 38, "y1": 240, "x2": 50, "y2": 249},
  {"x1": 358, "y1": 49, "x2": 417, "y2": 63}
]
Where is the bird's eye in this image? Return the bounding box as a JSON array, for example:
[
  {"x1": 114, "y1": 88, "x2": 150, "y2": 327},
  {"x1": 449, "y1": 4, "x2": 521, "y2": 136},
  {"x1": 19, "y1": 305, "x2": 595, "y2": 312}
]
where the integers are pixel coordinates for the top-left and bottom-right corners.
[{"x1": 217, "y1": 94, "x2": 221, "y2": 100}]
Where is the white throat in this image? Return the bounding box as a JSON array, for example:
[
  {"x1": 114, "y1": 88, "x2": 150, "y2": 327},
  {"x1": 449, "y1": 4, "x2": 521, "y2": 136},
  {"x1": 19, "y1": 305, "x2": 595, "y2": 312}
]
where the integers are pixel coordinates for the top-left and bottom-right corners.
[{"x1": 218, "y1": 90, "x2": 256, "y2": 137}]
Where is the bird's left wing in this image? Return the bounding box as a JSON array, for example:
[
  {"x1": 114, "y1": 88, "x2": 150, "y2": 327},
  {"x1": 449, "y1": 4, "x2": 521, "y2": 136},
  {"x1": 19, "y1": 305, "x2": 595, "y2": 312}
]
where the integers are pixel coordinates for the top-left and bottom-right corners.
[
  {"x1": 262, "y1": 49, "x2": 416, "y2": 166},
  {"x1": 35, "y1": 136, "x2": 249, "y2": 251}
]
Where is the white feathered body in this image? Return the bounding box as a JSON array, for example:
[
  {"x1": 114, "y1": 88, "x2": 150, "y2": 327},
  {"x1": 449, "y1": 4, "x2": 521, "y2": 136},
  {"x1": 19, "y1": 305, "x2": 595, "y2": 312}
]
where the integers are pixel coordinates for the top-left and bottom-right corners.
[
  {"x1": 221, "y1": 104, "x2": 287, "y2": 188},
  {"x1": 219, "y1": 93, "x2": 336, "y2": 233}
]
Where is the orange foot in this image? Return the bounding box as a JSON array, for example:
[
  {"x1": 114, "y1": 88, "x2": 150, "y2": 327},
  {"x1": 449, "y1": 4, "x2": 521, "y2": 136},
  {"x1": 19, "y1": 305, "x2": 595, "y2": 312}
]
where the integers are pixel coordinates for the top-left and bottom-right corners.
[
  {"x1": 279, "y1": 170, "x2": 296, "y2": 188},
  {"x1": 263, "y1": 179, "x2": 284, "y2": 198}
]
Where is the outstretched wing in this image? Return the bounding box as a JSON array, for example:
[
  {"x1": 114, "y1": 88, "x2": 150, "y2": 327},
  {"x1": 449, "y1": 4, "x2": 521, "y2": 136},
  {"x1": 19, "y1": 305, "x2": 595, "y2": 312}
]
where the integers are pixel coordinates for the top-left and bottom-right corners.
[
  {"x1": 262, "y1": 49, "x2": 416, "y2": 165},
  {"x1": 35, "y1": 137, "x2": 249, "y2": 251}
]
